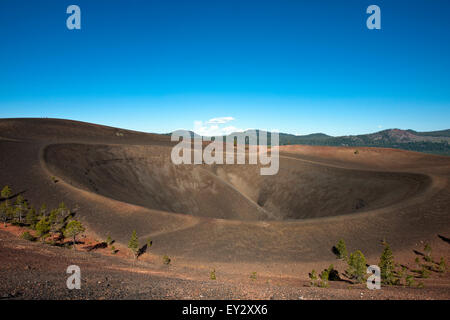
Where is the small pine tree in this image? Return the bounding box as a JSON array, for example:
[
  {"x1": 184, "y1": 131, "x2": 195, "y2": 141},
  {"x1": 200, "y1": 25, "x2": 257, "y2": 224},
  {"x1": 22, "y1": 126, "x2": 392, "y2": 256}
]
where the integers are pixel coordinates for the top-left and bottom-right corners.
[
  {"x1": 0, "y1": 202, "x2": 9, "y2": 226},
  {"x1": 1, "y1": 187, "x2": 12, "y2": 224},
  {"x1": 64, "y1": 220, "x2": 85, "y2": 249},
  {"x1": 106, "y1": 235, "x2": 113, "y2": 246},
  {"x1": 438, "y1": 257, "x2": 446, "y2": 273},
  {"x1": 1, "y1": 186, "x2": 12, "y2": 199},
  {"x1": 210, "y1": 269, "x2": 216, "y2": 280},
  {"x1": 58, "y1": 202, "x2": 70, "y2": 216},
  {"x1": 419, "y1": 265, "x2": 430, "y2": 278},
  {"x1": 14, "y1": 195, "x2": 27, "y2": 224},
  {"x1": 35, "y1": 217, "x2": 51, "y2": 240},
  {"x1": 309, "y1": 269, "x2": 318, "y2": 287},
  {"x1": 6, "y1": 206, "x2": 14, "y2": 225},
  {"x1": 25, "y1": 207, "x2": 39, "y2": 229},
  {"x1": 396, "y1": 265, "x2": 407, "y2": 284},
  {"x1": 146, "y1": 239, "x2": 153, "y2": 256},
  {"x1": 48, "y1": 209, "x2": 57, "y2": 225},
  {"x1": 21, "y1": 231, "x2": 36, "y2": 242},
  {"x1": 423, "y1": 243, "x2": 432, "y2": 262},
  {"x1": 400, "y1": 265, "x2": 407, "y2": 277},
  {"x1": 335, "y1": 239, "x2": 348, "y2": 260},
  {"x1": 414, "y1": 257, "x2": 420, "y2": 268},
  {"x1": 405, "y1": 274, "x2": 415, "y2": 287},
  {"x1": 346, "y1": 250, "x2": 367, "y2": 283},
  {"x1": 379, "y1": 241, "x2": 396, "y2": 285},
  {"x1": 319, "y1": 269, "x2": 329, "y2": 288},
  {"x1": 163, "y1": 255, "x2": 171, "y2": 265},
  {"x1": 128, "y1": 230, "x2": 139, "y2": 259},
  {"x1": 49, "y1": 203, "x2": 71, "y2": 237},
  {"x1": 39, "y1": 203, "x2": 48, "y2": 218}
]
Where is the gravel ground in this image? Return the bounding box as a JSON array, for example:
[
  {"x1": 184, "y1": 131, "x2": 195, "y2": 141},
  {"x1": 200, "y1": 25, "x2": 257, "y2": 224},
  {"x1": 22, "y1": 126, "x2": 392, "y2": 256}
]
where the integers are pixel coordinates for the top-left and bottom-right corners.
[{"x1": 1, "y1": 230, "x2": 449, "y2": 300}]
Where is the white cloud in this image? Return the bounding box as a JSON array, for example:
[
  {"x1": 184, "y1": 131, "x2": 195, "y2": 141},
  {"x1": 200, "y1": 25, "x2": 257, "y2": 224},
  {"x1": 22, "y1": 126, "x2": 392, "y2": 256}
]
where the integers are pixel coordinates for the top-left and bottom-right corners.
[
  {"x1": 193, "y1": 117, "x2": 244, "y2": 136},
  {"x1": 206, "y1": 116, "x2": 235, "y2": 124}
]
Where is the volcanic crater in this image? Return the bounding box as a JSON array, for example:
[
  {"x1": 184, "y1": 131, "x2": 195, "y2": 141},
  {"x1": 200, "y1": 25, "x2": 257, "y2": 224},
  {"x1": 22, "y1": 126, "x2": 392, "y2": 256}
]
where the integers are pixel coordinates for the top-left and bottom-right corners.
[{"x1": 43, "y1": 143, "x2": 430, "y2": 222}]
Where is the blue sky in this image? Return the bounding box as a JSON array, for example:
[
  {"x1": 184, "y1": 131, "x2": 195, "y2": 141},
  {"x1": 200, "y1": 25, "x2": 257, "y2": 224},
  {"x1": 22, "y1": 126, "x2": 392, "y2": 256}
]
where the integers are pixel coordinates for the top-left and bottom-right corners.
[{"x1": 0, "y1": 0, "x2": 449, "y2": 136}]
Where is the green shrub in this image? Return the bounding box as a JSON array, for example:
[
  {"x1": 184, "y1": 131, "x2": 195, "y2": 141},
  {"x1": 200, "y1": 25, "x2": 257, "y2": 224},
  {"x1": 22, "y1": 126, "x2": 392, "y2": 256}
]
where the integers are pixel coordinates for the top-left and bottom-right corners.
[
  {"x1": 25, "y1": 207, "x2": 39, "y2": 229},
  {"x1": 379, "y1": 241, "x2": 396, "y2": 284},
  {"x1": 250, "y1": 272, "x2": 257, "y2": 281},
  {"x1": 35, "y1": 217, "x2": 51, "y2": 239},
  {"x1": 64, "y1": 220, "x2": 85, "y2": 249},
  {"x1": 414, "y1": 257, "x2": 421, "y2": 268},
  {"x1": 309, "y1": 269, "x2": 318, "y2": 287},
  {"x1": 49, "y1": 202, "x2": 71, "y2": 237},
  {"x1": 423, "y1": 243, "x2": 432, "y2": 262},
  {"x1": 0, "y1": 202, "x2": 10, "y2": 226},
  {"x1": 210, "y1": 269, "x2": 216, "y2": 280},
  {"x1": 1, "y1": 186, "x2": 14, "y2": 226},
  {"x1": 111, "y1": 245, "x2": 116, "y2": 254},
  {"x1": 346, "y1": 250, "x2": 367, "y2": 283},
  {"x1": 39, "y1": 204, "x2": 48, "y2": 217},
  {"x1": 319, "y1": 269, "x2": 329, "y2": 288},
  {"x1": 335, "y1": 239, "x2": 348, "y2": 260},
  {"x1": 405, "y1": 275, "x2": 415, "y2": 287},
  {"x1": 438, "y1": 257, "x2": 446, "y2": 273},
  {"x1": 106, "y1": 235, "x2": 113, "y2": 246},
  {"x1": 21, "y1": 231, "x2": 36, "y2": 242},
  {"x1": 13, "y1": 195, "x2": 27, "y2": 224},
  {"x1": 419, "y1": 265, "x2": 430, "y2": 278},
  {"x1": 163, "y1": 255, "x2": 171, "y2": 265},
  {"x1": 1, "y1": 186, "x2": 12, "y2": 199},
  {"x1": 128, "y1": 230, "x2": 139, "y2": 259},
  {"x1": 399, "y1": 265, "x2": 407, "y2": 277}
]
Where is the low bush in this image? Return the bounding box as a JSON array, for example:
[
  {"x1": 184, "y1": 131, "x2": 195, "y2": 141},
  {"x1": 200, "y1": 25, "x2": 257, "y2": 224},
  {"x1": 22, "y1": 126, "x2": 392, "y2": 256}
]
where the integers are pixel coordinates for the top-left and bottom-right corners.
[
  {"x1": 419, "y1": 265, "x2": 430, "y2": 278},
  {"x1": 318, "y1": 269, "x2": 329, "y2": 288},
  {"x1": 438, "y1": 257, "x2": 446, "y2": 273},
  {"x1": 423, "y1": 243, "x2": 432, "y2": 262},
  {"x1": 309, "y1": 270, "x2": 318, "y2": 287},
  {"x1": 21, "y1": 231, "x2": 36, "y2": 242},
  {"x1": 405, "y1": 275, "x2": 415, "y2": 287},
  {"x1": 163, "y1": 255, "x2": 171, "y2": 265},
  {"x1": 379, "y1": 241, "x2": 396, "y2": 284},
  {"x1": 334, "y1": 239, "x2": 348, "y2": 260},
  {"x1": 346, "y1": 250, "x2": 367, "y2": 283}
]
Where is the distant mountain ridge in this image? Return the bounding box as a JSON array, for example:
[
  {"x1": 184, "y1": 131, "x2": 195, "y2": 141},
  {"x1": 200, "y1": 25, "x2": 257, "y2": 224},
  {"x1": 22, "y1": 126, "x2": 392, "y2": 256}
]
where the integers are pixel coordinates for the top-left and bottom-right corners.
[
  {"x1": 170, "y1": 128, "x2": 450, "y2": 156},
  {"x1": 273, "y1": 128, "x2": 450, "y2": 155}
]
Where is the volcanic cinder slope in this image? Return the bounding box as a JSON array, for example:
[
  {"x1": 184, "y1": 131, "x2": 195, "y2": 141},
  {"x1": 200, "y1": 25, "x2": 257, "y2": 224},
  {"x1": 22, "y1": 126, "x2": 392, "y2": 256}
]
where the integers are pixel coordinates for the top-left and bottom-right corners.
[{"x1": 1, "y1": 118, "x2": 449, "y2": 282}]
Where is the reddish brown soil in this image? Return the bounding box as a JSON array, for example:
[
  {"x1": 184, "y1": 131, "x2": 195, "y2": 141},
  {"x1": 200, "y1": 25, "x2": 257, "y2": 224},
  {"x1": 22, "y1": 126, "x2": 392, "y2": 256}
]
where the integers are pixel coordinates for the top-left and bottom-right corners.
[{"x1": 1, "y1": 227, "x2": 449, "y2": 300}]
